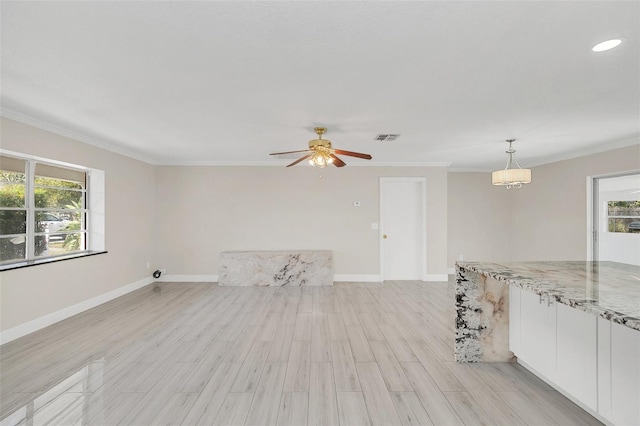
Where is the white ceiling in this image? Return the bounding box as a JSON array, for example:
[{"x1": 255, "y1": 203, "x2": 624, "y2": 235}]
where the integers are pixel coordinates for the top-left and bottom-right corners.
[{"x1": 1, "y1": 1, "x2": 638, "y2": 169}]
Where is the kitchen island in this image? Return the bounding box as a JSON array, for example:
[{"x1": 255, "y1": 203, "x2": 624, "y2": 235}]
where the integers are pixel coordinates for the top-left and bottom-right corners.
[{"x1": 455, "y1": 261, "x2": 640, "y2": 425}]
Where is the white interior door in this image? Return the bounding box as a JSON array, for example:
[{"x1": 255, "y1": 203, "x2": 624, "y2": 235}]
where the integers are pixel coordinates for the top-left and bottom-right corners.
[{"x1": 380, "y1": 178, "x2": 425, "y2": 280}]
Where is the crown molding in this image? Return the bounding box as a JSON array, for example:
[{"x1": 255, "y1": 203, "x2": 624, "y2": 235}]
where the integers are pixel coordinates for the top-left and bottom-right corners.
[
  {"x1": 526, "y1": 135, "x2": 640, "y2": 169},
  {"x1": 3, "y1": 108, "x2": 636, "y2": 169},
  {"x1": 1, "y1": 108, "x2": 157, "y2": 165},
  {"x1": 156, "y1": 160, "x2": 452, "y2": 167},
  {"x1": 448, "y1": 135, "x2": 640, "y2": 172},
  {"x1": 447, "y1": 168, "x2": 492, "y2": 173},
  {"x1": 1, "y1": 109, "x2": 452, "y2": 168},
  {"x1": 347, "y1": 161, "x2": 452, "y2": 167}
]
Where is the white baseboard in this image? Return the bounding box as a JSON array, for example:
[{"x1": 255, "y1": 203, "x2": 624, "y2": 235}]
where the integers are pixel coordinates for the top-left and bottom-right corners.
[
  {"x1": 0, "y1": 276, "x2": 154, "y2": 345},
  {"x1": 158, "y1": 274, "x2": 218, "y2": 282},
  {"x1": 424, "y1": 274, "x2": 450, "y2": 282},
  {"x1": 333, "y1": 274, "x2": 382, "y2": 282},
  {"x1": 447, "y1": 267, "x2": 456, "y2": 275},
  {"x1": 159, "y1": 274, "x2": 384, "y2": 283},
  {"x1": 333, "y1": 274, "x2": 448, "y2": 282},
  {"x1": 157, "y1": 274, "x2": 381, "y2": 283}
]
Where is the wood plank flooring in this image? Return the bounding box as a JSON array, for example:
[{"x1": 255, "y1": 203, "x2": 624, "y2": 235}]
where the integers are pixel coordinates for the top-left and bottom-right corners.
[{"x1": 0, "y1": 280, "x2": 602, "y2": 425}]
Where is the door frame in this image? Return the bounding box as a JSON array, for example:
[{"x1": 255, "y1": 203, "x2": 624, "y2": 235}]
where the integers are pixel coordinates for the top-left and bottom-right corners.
[
  {"x1": 587, "y1": 169, "x2": 640, "y2": 261},
  {"x1": 379, "y1": 177, "x2": 427, "y2": 281}
]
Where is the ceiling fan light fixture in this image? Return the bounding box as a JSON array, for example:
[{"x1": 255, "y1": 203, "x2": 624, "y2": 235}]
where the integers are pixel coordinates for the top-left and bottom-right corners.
[
  {"x1": 309, "y1": 150, "x2": 333, "y2": 168},
  {"x1": 270, "y1": 127, "x2": 371, "y2": 168},
  {"x1": 491, "y1": 139, "x2": 532, "y2": 190}
]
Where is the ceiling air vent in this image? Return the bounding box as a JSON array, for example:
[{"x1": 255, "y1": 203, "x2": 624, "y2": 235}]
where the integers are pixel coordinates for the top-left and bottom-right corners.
[{"x1": 375, "y1": 134, "x2": 400, "y2": 142}]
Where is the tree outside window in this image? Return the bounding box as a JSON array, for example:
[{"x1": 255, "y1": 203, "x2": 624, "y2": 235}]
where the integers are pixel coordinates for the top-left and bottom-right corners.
[{"x1": 0, "y1": 155, "x2": 87, "y2": 264}]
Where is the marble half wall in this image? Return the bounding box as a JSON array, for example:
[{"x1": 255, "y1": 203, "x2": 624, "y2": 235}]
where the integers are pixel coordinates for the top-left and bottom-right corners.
[
  {"x1": 219, "y1": 250, "x2": 333, "y2": 286},
  {"x1": 455, "y1": 265, "x2": 513, "y2": 362}
]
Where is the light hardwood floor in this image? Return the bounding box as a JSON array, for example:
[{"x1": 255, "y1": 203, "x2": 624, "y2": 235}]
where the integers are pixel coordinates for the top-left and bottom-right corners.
[{"x1": 0, "y1": 280, "x2": 602, "y2": 425}]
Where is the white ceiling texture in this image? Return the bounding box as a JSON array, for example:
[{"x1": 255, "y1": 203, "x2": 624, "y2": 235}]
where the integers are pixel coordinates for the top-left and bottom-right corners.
[{"x1": 1, "y1": 1, "x2": 638, "y2": 169}]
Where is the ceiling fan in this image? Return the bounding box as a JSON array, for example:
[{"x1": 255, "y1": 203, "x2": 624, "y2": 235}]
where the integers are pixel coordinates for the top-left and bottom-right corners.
[{"x1": 270, "y1": 127, "x2": 372, "y2": 168}]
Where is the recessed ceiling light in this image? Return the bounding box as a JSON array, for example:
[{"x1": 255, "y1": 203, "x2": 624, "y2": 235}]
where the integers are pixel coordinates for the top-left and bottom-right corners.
[{"x1": 592, "y1": 39, "x2": 623, "y2": 52}]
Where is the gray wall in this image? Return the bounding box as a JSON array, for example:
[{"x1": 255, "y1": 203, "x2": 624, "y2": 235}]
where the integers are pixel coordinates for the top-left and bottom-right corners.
[
  {"x1": 447, "y1": 172, "x2": 511, "y2": 270},
  {"x1": 447, "y1": 142, "x2": 640, "y2": 268},
  {"x1": 0, "y1": 118, "x2": 157, "y2": 332},
  {"x1": 2, "y1": 115, "x2": 638, "y2": 335},
  {"x1": 509, "y1": 143, "x2": 640, "y2": 261},
  {"x1": 154, "y1": 165, "x2": 448, "y2": 278}
]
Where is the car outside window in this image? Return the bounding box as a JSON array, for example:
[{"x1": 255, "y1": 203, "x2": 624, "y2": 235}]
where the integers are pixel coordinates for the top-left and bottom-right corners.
[{"x1": 607, "y1": 201, "x2": 640, "y2": 233}]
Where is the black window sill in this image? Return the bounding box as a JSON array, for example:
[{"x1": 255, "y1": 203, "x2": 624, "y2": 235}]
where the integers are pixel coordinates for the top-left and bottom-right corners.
[{"x1": 0, "y1": 251, "x2": 108, "y2": 272}]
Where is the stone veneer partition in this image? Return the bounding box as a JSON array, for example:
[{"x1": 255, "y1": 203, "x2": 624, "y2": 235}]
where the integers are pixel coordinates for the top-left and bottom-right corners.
[
  {"x1": 455, "y1": 264, "x2": 512, "y2": 362},
  {"x1": 219, "y1": 250, "x2": 333, "y2": 286}
]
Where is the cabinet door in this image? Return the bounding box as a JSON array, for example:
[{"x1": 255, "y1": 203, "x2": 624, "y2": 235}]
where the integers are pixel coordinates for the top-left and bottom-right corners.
[
  {"x1": 519, "y1": 289, "x2": 556, "y2": 380},
  {"x1": 597, "y1": 318, "x2": 613, "y2": 421},
  {"x1": 556, "y1": 303, "x2": 597, "y2": 411},
  {"x1": 611, "y1": 322, "x2": 640, "y2": 425},
  {"x1": 509, "y1": 286, "x2": 521, "y2": 355}
]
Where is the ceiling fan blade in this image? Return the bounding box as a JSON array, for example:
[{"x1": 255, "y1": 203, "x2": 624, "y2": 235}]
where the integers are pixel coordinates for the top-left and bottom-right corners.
[
  {"x1": 270, "y1": 149, "x2": 312, "y2": 156},
  {"x1": 330, "y1": 154, "x2": 346, "y2": 167},
  {"x1": 333, "y1": 149, "x2": 372, "y2": 160},
  {"x1": 286, "y1": 154, "x2": 312, "y2": 167}
]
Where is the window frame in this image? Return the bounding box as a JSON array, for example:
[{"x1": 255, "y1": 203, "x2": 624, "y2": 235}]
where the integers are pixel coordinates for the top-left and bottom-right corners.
[
  {"x1": 0, "y1": 151, "x2": 103, "y2": 269},
  {"x1": 606, "y1": 201, "x2": 640, "y2": 234}
]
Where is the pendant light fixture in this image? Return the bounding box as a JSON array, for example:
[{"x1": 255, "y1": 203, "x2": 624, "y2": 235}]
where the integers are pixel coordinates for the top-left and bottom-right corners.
[{"x1": 491, "y1": 139, "x2": 532, "y2": 189}]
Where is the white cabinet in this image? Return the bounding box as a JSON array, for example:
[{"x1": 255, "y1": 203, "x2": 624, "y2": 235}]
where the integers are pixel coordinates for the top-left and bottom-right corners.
[
  {"x1": 556, "y1": 303, "x2": 597, "y2": 411},
  {"x1": 510, "y1": 286, "x2": 639, "y2": 425},
  {"x1": 598, "y1": 318, "x2": 640, "y2": 426},
  {"x1": 518, "y1": 289, "x2": 557, "y2": 381}
]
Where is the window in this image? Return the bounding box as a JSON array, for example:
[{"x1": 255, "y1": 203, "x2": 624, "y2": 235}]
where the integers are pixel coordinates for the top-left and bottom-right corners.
[
  {"x1": 0, "y1": 154, "x2": 90, "y2": 265},
  {"x1": 608, "y1": 200, "x2": 640, "y2": 233}
]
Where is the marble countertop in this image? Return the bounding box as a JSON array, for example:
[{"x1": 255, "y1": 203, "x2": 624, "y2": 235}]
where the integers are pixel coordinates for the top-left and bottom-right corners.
[{"x1": 456, "y1": 261, "x2": 640, "y2": 332}]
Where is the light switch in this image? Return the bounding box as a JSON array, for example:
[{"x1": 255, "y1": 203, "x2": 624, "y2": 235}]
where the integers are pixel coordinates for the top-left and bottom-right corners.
[{"x1": 371, "y1": 223, "x2": 379, "y2": 230}]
